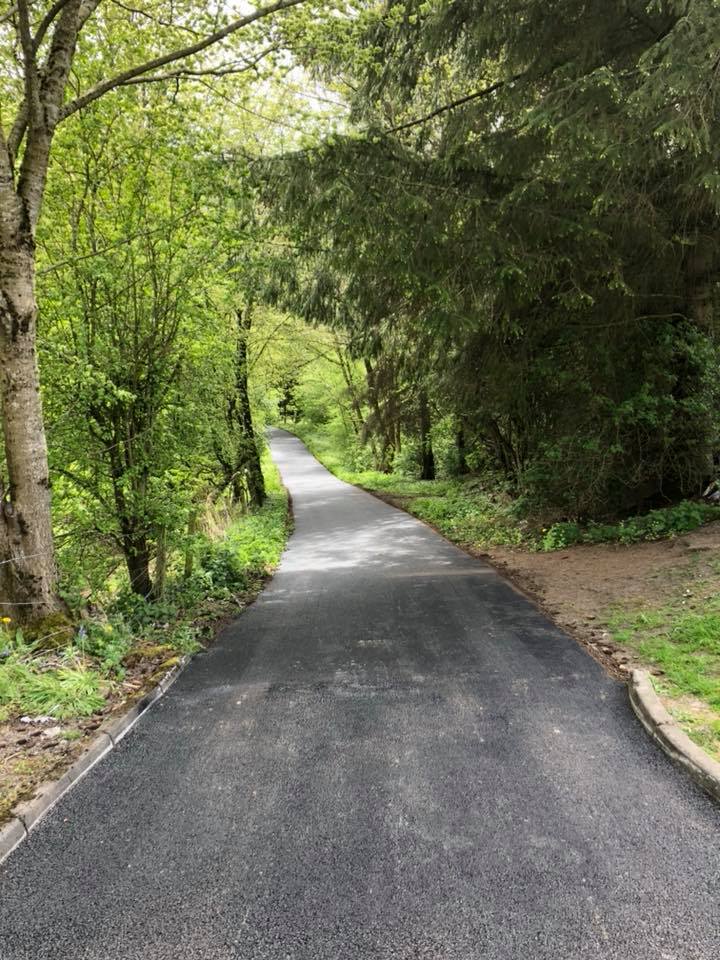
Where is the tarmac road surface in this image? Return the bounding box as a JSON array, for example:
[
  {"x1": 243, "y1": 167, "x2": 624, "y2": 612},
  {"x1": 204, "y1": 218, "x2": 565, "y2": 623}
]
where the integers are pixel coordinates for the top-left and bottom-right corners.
[{"x1": 1, "y1": 428, "x2": 718, "y2": 959}]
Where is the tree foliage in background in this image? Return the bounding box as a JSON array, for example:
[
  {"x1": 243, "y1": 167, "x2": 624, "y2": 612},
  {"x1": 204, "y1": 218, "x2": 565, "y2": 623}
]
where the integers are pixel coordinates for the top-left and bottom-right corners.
[
  {"x1": 0, "y1": 0, "x2": 317, "y2": 620},
  {"x1": 261, "y1": 0, "x2": 720, "y2": 516},
  {"x1": 1, "y1": 0, "x2": 720, "y2": 627}
]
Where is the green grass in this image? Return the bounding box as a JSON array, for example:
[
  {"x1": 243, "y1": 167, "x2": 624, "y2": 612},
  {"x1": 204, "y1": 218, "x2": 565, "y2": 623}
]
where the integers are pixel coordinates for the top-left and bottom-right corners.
[
  {"x1": 224, "y1": 458, "x2": 289, "y2": 572},
  {"x1": 0, "y1": 648, "x2": 106, "y2": 720},
  {"x1": 610, "y1": 598, "x2": 720, "y2": 755},
  {"x1": 611, "y1": 602, "x2": 720, "y2": 709}
]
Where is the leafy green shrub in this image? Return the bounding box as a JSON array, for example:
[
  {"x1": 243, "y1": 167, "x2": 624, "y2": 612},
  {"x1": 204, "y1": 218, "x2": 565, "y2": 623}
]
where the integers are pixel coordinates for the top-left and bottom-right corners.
[
  {"x1": 409, "y1": 491, "x2": 524, "y2": 548},
  {"x1": 75, "y1": 619, "x2": 132, "y2": 673},
  {"x1": 540, "y1": 501, "x2": 719, "y2": 551},
  {"x1": 196, "y1": 540, "x2": 250, "y2": 593},
  {"x1": 110, "y1": 590, "x2": 179, "y2": 629},
  {"x1": 540, "y1": 521, "x2": 582, "y2": 550},
  {"x1": 167, "y1": 623, "x2": 203, "y2": 655}
]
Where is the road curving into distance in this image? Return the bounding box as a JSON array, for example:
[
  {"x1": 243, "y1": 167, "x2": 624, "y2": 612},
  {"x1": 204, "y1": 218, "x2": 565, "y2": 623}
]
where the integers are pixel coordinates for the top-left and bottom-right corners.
[{"x1": 1, "y1": 427, "x2": 718, "y2": 959}]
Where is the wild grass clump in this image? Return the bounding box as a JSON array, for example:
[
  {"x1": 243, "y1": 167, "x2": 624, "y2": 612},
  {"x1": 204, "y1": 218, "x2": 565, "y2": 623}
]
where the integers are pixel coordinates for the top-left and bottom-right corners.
[{"x1": 0, "y1": 629, "x2": 106, "y2": 720}]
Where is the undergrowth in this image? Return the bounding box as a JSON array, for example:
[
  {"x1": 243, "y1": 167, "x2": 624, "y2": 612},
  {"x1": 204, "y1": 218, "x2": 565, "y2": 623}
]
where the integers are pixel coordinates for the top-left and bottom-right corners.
[
  {"x1": 0, "y1": 458, "x2": 288, "y2": 724},
  {"x1": 540, "y1": 502, "x2": 719, "y2": 550}
]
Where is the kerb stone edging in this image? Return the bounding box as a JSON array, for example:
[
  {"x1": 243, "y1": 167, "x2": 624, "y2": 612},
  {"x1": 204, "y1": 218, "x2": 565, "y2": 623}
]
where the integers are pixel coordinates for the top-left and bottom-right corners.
[
  {"x1": 629, "y1": 669, "x2": 720, "y2": 804},
  {"x1": 0, "y1": 655, "x2": 189, "y2": 865}
]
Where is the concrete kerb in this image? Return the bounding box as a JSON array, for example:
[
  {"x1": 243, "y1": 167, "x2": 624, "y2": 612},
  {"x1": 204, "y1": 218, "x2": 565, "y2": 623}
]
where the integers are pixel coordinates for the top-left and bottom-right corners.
[
  {"x1": 629, "y1": 669, "x2": 720, "y2": 804},
  {"x1": 0, "y1": 654, "x2": 190, "y2": 865}
]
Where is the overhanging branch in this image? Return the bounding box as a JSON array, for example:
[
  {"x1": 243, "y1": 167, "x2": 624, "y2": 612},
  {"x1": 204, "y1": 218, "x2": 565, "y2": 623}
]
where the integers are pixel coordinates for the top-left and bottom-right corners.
[
  {"x1": 384, "y1": 75, "x2": 520, "y2": 136},
  {"x1": 59, "y1": 0, "x2": 307, "y2": 120},
  {"x1": 117, "y1": 46, "x2": 277, "y2": 86}
]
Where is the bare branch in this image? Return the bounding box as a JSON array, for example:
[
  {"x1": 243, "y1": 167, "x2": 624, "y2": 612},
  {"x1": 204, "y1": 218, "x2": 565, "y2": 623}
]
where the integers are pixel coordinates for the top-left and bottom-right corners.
[
  {"x1": 60, "y1": 0, "x2": 307, "y2": 120},
  {"x1": 37, "y1": 205, "x2": 202, "y2": 274},
  {"x1": 117, "y1": 47, "x2": 277, "y2": 86},
  {"x1": 16, "y1": 0, "x2": 41, "y2": 114},
  {"x1": 384, "y1": 76, "x2": 519, "y2": 136},
  {"x1": 15, "y1": 0, "x2": 91, "y2": 224},
  {"x1": 7, "y1": 100, "x2": 28, "y2": 166},
  {"x1": 0, "y1": 3, "x2": 19, "y2": 26}
]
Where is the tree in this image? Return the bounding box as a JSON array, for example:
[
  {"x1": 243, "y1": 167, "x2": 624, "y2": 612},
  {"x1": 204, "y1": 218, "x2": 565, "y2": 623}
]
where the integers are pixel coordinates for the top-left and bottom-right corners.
[
  {"x1": 216, "y1": 307, "x2": 266, "y2": 509},
  {"x1": 0, "y1": 0, "x2": 310, "y2": 619},
  {"x1": 38, "y1": 90, "x2": 235, "y2": 598},
  {"x1": 258, "y1": 0, "x2": 720, "y2": 514}
]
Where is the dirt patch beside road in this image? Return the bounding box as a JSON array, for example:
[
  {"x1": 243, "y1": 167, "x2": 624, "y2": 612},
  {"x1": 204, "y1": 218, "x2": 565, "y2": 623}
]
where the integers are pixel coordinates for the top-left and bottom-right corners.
[
  {"x1": 484, "y1": 521, "x2": 720, "y2": 664},
  {"x1": 483, "y1": 522, "x2": 720, "y2": 758}
]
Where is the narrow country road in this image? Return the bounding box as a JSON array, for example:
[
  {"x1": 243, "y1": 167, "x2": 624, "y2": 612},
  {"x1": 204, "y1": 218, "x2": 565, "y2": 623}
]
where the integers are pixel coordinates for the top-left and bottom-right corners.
[{"x1": 1, "y1": 428, "x2": 718, "y2": 959}]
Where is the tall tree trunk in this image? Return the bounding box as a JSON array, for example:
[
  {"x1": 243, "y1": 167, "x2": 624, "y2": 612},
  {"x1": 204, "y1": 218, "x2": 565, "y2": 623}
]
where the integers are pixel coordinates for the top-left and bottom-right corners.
[
  {"x1": 154, "y1": 525, "x2": 168, "y2": 598},
  {"x1": 123, "y1": 530, "x2": 154, "y2": 599},
  {"x1": 335, "y1": 342, "x2": 364, "y2": 438},
  {"x1": 218, "y1": 307, "x2": 265, "y2": 509},
  {"x1": 363, "y1": 358, "x2": 395, "y2": 472},
  {"x1": 685, "y1": 238, "x2": 716, "y2": 333},
  {"x1": 0, "y1": 241, "x2": 61, "y2": 620},
  {"x1": 456, "y1": 424, "x2": 469, "y2": 475},
  {"x1": 234, "y1": 309, "x2": 265, "y2": 508},
  {"x1": 108, "y1": 444, "x2": 154, "y2": 599},
  {"x1": 419, "y1": 391, "x2": 435, "y2": 481}
]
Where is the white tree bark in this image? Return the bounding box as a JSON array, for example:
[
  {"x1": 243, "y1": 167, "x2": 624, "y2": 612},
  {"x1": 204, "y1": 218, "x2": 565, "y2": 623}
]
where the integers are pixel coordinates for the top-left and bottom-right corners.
[{"x1": 0, "y1": 238, "x2": 59, "y2": 617}]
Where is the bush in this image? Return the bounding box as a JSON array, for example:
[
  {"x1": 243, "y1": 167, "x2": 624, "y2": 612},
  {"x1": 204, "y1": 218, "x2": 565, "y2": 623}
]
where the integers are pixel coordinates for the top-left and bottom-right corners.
[
  {"x1": 75, "y1": 619, "x2": 132, "y2": 673},
  {"x1": 540, "y1": 501, "x2": 719, "y2": 551}
]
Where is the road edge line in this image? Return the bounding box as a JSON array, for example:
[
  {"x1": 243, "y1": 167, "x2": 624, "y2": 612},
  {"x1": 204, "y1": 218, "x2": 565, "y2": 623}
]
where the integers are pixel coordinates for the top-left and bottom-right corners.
[{"x1": 629, "y1": 669, "x2": 720, "y2": 803}]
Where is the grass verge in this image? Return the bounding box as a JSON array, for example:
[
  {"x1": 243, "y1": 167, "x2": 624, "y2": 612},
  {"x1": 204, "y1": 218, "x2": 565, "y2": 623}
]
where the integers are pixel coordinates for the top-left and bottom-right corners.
[{"x1": 609, "y1": 594, "x2": 720, "y2": 760}]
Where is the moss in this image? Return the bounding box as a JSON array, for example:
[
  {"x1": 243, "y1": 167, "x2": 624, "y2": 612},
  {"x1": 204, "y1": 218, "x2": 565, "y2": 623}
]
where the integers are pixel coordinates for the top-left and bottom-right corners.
[
  {"x1": 122, "y1": 643, "x2": 174, "y2": 668},
  {"x1": 21, "y1": 612, "x2": 76, "y2": 650},
  {"x1": 146, "y1": 657, "x2": 181, "y2": 684}
]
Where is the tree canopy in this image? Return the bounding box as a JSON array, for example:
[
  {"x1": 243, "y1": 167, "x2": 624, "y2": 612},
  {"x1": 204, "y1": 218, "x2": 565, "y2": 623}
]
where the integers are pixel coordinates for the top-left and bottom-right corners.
[{"x1": 0, "y1": 0, "x2": 719, "y2": 621}]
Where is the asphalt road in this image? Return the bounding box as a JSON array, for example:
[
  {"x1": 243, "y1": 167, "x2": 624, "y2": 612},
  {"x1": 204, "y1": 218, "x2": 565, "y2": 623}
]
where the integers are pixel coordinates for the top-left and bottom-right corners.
[{"x1": 1, "y1": 428, "x2": 718, "y2": 959}]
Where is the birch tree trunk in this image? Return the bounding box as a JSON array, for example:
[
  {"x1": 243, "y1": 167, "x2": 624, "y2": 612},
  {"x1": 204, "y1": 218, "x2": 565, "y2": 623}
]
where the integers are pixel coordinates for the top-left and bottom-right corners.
[{"x1": 0, "y1": 238, "x2": 60, "y2": 618}]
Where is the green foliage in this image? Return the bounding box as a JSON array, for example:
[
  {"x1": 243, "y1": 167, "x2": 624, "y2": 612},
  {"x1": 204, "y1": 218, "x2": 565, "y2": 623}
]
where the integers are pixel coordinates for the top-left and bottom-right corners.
[
  {"x1": 0, "y1": 461, "x2": 289, "y2": 722},
  {"x1": 408, "y1": 493, "x2": 525, "y2": 548},
  {"x1": 259, "y1": 0, "x2": 720, "y2": 520},
  {"x1": 0, "y1": 627, "x2": 106, "y2": 720},
  {"x1": 541, "y1": 502, "x2": 720, "y2": 551},
  {"x1": 75, "y1": 621, "x2": 132, "y2": 674},
  {"x1": 0, "y1": 660, "x2": 106, "y2": 721}
]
